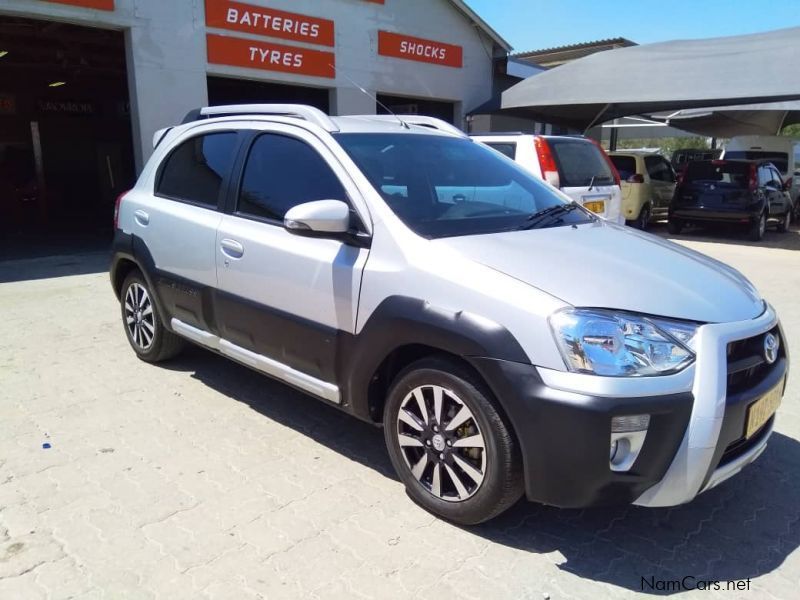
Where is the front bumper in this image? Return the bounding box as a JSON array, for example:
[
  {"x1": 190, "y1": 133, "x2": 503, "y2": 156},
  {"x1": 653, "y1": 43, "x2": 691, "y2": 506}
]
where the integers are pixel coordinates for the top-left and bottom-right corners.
[{"x1": 470, "y1": 304, "x2": 787, "y2": 508}]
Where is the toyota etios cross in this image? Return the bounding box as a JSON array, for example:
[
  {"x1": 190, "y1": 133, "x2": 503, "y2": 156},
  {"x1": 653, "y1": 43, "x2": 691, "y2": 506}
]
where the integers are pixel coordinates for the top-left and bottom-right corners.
[{"x1": 111, "y1": 105, "x2": 789, "y2": 524}]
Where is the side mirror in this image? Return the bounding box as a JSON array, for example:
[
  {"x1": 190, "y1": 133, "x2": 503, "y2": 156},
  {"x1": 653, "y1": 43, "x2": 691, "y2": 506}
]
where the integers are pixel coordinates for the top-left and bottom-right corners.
[{"x1": 284, "y1": 200, "x2": 350, "y2": 235}]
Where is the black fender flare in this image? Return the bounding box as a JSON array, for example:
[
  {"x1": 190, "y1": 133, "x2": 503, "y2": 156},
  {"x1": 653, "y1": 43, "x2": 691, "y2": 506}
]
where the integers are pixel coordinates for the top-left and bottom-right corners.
[{"x1": 339, "y1": 296, "x2": 531, "y2": 419}]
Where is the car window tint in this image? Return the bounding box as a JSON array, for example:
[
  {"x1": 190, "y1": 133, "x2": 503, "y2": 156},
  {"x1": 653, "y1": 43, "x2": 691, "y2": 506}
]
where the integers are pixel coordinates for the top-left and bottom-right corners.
[
  {"x1": 645, "y1": 156, "x2": 674, "y2": 182},
  {"x1": 547, "y1": 139, "x2": 614, "y2": 187},
  {"x1": 484, "y1": 142, "x2": 517, "y2": 160},
  {"x1": 757, "y1": 165, "x2": 772, "y2": 186},
  {"x1": 725, "y1": 151, "x2": 788, "y2": 173},
  {"x1": 685, "y1": 161, "x2": 750, "y2": 189},
  {"x1": 609, "y1": 155, "x2": 636, "y2": 180},
  {"x1": 157, "y1": 133, "x2": 238, "y2": 207},
  {"x1": 238, "y1": 134, "x2": 347, "y2": 221}
]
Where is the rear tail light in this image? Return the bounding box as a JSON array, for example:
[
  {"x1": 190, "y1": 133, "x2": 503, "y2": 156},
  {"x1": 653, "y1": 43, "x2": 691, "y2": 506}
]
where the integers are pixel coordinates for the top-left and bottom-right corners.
[
  {"x1": 627, "y1": 174, "x2": 645, "y2": 184},
  {"x1": 785, "y1": 176, "x2": 792, "y2": 190},
  {"x1": 533, "y1": 136, "x2": 560, "y2": 187},
  {"x1": 587, "y1": 138, "x2": 621, "y2": 186},
  {"x1": 113, "y1": 190, "x2": 129, "y2": 229},
  {"x1": 676, "y1": 163, "x2": 688, "y2": 186},
  {"x1": 748, "y1": 164, "x2": 758, "y2": 192}
]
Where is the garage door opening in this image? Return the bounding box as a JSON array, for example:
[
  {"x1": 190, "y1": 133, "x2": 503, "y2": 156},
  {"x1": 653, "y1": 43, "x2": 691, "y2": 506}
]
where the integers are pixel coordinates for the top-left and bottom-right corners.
[
  {"x1": 376, "y1": 93, "x2": 455, "y2": 124},
  {"x1": 207, "y1": 77, "x2": 330, "y2": 113},
  {"x1": 0, "y1": 16, "x2": 134, "y2": 256}
]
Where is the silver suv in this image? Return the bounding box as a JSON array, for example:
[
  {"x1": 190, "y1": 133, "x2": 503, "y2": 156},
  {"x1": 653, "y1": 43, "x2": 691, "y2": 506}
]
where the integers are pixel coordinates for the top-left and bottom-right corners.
[{"x1": 111, "y1": 105, "x2": 788, "y2": 524}]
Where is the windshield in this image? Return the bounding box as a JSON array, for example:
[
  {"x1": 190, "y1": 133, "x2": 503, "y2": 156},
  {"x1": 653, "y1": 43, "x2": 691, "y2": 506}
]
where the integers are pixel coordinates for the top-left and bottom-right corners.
[
  {"x1": 724, "y1": 151, "x2": 788, "y2": 173},
  {"x1": 547, "y1": 138, "x2": 615, "y2": 187},
  {"x1": 335, "y1": 133, "x2": 594, "y2": 238}
]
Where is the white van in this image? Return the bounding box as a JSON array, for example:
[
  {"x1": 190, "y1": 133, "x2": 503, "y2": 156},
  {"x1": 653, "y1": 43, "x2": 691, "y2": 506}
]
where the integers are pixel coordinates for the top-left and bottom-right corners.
[
  {"x1": 471, "y1": 134, "x2": 625, "y2": 224},
  {"x1": 722, "y1": 135, "x2": 800, "y2": 211}
]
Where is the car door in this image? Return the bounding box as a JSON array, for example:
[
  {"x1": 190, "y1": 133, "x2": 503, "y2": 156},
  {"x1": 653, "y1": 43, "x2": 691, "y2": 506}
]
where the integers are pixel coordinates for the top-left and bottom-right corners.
[
  {"x1": 130, "y1": 128, "x2": 239, "y2": 331},
  {"x1": 644, "y1": 156, "x2": 675, "y2": 211},
  {"x1": 766, "y1": 165, "x2": 789, "y2": 216},
  {"x1": 214, "y1": 125, "x2": 370, "y2": 394}
]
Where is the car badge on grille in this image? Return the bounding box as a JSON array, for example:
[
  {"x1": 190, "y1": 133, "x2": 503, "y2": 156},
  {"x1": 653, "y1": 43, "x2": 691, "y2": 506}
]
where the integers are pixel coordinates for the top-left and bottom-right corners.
[{"x1": 764, "y1": 333, "x2": 779, "y2": 364}]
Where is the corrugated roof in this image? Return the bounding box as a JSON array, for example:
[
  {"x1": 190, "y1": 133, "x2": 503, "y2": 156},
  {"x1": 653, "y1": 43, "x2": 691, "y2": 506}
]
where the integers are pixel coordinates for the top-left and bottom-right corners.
[{"x1": 513, "y1": 38, "x2": 636, "y2": 58}]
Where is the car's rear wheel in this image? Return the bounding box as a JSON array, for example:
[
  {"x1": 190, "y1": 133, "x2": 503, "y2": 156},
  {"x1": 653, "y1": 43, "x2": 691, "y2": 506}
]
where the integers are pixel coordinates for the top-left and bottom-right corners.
[
  {"x1": 383, "y1": 356, "x2": 523, "y2": 525},
  {"x1": 777, "y1": 209, "x2": 791, "y2": 233},
  {"x1": 120, "y1": 270, "x2": 184, "y2": 362},
  {"x1": 667, "y1": 218, "x2": 683, "y2": 234},
  {"x1": 749, "y1": 212, "x2": 767, "y2": 241},
  {"x1": 636, "y1": 204, "x2": 651, "y2": 230}
]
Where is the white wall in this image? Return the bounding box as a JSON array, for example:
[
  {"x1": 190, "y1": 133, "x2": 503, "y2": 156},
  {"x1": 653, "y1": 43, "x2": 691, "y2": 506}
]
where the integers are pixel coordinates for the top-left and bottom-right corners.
[{"x1": 0, "y1": 0, "x2": 499, "y2": 170}]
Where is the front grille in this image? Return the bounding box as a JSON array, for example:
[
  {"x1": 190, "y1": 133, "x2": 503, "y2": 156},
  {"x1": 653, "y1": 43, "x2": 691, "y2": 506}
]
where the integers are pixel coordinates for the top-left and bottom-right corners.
[
  {"x1": 718, "y1": 416, "x2": 773, "y2": 466},
  {"x1": 726, "y1": 327, "x2": 781, "y2": 394}
]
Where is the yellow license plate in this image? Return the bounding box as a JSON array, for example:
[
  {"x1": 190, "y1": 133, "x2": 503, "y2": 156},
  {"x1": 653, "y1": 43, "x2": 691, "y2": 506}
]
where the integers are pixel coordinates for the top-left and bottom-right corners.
[
  {"x1": 745, "y1": 378, "x2": 784, "y2": 438},
  {"x1": 584, "y1": 200, "x2": 605, "y2": 213}
]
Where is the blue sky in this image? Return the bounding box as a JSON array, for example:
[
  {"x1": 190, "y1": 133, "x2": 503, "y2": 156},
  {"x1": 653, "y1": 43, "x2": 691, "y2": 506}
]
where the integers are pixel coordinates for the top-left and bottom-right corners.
[{"x1": 467, "y1": 0, "x2": 800, "y2": 53}]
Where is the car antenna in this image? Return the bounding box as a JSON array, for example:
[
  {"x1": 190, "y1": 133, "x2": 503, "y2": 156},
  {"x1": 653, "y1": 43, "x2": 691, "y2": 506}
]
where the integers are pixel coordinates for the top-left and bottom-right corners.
[{"x1": 330, "y1": 64, "x2": 410, "y2": 129}]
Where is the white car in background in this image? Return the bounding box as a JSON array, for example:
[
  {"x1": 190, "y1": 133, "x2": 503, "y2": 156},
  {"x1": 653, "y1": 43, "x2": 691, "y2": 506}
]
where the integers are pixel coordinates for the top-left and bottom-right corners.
[{"x1": 471, "y1": 133, "x2": 625, "y2": 224}]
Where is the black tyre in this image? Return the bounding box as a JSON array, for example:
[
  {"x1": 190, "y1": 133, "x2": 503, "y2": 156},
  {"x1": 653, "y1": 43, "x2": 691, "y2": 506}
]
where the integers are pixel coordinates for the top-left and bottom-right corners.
[
  {"x1": 636, "y1": 204, "x2": 651, "y2": 230},
  {"x1": 120, "y1": 270, "x2": 184, "y2": 362},
  {"x1": 749, "y1": 212, "x2": 767, "y2": 241},
  {"x1": 383, "y1": 356, "x2": 523, "y2": 525},
  {"x1": 667, "y1": 218, "x2": 683, "y2": 234},
  {"x1": 776, "y1": 209, "x2": 791, "y2": 233}
]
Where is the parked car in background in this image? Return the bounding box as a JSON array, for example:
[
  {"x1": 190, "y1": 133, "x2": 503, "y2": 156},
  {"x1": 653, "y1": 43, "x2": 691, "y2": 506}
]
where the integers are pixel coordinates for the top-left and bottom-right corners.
[
  {"x1": 671, "y1": 148, "x2": 721, "y2": 171},
  {"x1": 472, "y1": 133, "x2": 624, "y2": 224},
  {"x1": 609, "y1": 151, "x2": 677, "y2": 229},
  {"x1": 669, "y1": 159, "x2": 792, "y2": 241},
  {"x1": 722, "y1": 135, "x2": 800, "y2": 214}
]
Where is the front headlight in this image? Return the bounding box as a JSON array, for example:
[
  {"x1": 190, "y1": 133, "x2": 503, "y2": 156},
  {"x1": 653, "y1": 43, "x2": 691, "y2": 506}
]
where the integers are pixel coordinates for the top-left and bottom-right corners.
[{"x1": 549, "y1": 309, "x2": 698, "y2": 377}]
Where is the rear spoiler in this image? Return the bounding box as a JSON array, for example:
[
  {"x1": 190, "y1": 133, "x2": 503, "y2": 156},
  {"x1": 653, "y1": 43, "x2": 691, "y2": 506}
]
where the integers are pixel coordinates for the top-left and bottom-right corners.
[{"x1": 152, "y1": 127, "x2": 173, "y2": 149}]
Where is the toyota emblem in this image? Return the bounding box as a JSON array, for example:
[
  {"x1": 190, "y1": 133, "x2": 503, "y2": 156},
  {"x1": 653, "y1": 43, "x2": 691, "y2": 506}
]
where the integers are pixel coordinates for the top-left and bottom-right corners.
[{"x1": 764, "y1": 333, "x2": 779, "y2": 364}]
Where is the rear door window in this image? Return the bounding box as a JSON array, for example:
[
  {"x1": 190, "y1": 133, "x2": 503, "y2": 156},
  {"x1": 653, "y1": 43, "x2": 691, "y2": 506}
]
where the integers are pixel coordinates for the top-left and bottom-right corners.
[
  {"x1": 547, "y1": 139, "x2": 614, "y2": 187},
  {"x1": 483, "y1": 142, "x2": 517, "y2": 160},
  {"x1": 645, "y1": 156, "x2": 675, "y2": 182},
  {"x1": 685, "y1": 162, "x2": 750, "y2": 189},
  {"x1": 609, "y1": 155, "x2": 636, "y2": 180},
  {"x1": 157, "y1": 132, "x2": 238, "y2": 207}
]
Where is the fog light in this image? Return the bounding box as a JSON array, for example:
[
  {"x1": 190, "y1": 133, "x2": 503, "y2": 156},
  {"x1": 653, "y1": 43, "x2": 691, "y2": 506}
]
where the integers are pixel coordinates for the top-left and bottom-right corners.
[{"x1": 610, "y1": 415, "x2": 650, "y2": 472}]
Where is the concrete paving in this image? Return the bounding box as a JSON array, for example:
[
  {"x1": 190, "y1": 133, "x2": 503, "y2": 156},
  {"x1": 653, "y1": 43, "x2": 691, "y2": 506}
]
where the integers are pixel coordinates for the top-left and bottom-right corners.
[{"x1": 1, "y1": 225, "x2": 798, "y2": 599}]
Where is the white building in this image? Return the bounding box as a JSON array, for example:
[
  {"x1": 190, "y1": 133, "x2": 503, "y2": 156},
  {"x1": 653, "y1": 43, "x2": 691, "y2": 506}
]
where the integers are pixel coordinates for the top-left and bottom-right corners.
[{"x1": 0, "y1": 0, "x2": 508, "y2": 245}]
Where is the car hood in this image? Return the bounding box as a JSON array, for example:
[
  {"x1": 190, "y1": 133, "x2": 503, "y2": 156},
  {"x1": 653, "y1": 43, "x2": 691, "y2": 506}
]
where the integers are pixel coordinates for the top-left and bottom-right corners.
[{"x1": 434, "y1": 221, "x2": 763, "y2": 324}]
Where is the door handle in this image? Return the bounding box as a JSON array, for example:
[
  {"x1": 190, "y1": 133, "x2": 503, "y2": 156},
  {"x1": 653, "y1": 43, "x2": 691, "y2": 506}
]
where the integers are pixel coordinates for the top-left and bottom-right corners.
[
  {"x1": 220, "y1": 238, "x2": 244, "y2": 259},
  {"x1": 134, "y1": 209, "x2": 149, "y2": 226}
]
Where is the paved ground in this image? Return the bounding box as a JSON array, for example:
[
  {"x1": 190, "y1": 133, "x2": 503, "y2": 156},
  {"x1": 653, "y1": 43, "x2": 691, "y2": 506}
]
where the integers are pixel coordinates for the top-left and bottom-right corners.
[{"x1": 1, "y1": 224, "x2": 799, "y2": 600}]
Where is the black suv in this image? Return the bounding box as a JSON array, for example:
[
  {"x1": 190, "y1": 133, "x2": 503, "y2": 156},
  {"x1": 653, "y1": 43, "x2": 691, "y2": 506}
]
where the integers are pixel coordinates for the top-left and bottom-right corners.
[{"x1": 668, "y1": 159, "x2": 793, "y2": 241}]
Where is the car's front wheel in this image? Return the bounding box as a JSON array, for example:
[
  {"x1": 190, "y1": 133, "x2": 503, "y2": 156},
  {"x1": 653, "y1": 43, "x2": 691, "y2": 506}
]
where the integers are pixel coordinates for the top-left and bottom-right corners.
[
  {"x1": 120, "y1": 270, "x2": 184, "y2": 362},
  {"x1": 777, "y1": 209, "x2": 791, "y2": 233},
  {"x1": 383, "y1": 357, "x2": 523, "y2": 525},
  {"x1": 667, "y1": 218, "x2": 683, "y2": 234}
]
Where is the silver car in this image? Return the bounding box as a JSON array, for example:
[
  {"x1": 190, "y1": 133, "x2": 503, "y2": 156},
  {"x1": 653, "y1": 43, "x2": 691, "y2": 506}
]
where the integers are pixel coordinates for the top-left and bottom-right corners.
[{"x1": 110, "y1": 105, "x2": 788, "y2": 524}]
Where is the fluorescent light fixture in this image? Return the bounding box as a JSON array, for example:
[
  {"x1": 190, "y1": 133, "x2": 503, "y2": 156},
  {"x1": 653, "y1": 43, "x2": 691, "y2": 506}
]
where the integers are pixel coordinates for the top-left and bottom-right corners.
[
  {"x1": 48, "y1": 81, "x2": 66, "y2": 87},
  {"x1": 0, "y1": 51, "x2": 9, "y2": 58}
]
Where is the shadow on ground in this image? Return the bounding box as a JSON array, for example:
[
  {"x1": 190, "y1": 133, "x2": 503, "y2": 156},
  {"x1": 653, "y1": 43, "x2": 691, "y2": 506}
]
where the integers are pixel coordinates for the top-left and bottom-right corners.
[
  {"x1": 649, "y1": 221, "x2": 800, "y2": 251},
  {"x1": 164, "y1": 345, "x2": 800, "y2": 595}
]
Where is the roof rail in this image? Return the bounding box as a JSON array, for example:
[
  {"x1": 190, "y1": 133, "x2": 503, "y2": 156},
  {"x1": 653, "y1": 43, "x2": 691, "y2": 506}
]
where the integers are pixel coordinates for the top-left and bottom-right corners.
[
  {"x1": 182, "y1": 104, "x2": 339, "y2": 132},
  {"x1": 361, "y1": 115, "x2": 467, "y2": 137}
]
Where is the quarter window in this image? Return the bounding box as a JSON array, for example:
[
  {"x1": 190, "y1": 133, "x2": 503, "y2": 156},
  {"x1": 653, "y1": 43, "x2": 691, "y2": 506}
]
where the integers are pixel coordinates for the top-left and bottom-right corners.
[
  {"x1": 645, "y1": 156, "x2": 675, "y2": 182},
  {"x1": 157, "y1": 132, "x2": 238, "y2": 207},
  {"x1": 238, "y1": 134, "x2": 347, "y2": 221}
]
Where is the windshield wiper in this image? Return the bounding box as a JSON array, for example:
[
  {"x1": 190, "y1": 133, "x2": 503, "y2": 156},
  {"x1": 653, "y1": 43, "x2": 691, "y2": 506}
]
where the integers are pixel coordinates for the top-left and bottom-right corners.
[
  {"x1": 517, "y1": 203, "x2": 581, "y2": 230},
  {"x1": 588, "y1": 175, "x2": 596, "y2": 191}
]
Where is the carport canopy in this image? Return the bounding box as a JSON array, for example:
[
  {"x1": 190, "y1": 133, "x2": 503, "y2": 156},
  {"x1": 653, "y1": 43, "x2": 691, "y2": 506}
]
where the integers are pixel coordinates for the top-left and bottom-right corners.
[
  {"x1": 501, "y1": 26, "x2": 800, "y2": 132},
  {"x1": 649, "y1": 101, "x2": 800, "y2": 137}
]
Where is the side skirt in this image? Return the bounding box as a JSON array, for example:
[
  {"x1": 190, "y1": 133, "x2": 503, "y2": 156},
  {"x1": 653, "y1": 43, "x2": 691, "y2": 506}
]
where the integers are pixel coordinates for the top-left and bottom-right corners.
[{"x1": 171, "y1": 318, "x2": 341, "y2": 405}]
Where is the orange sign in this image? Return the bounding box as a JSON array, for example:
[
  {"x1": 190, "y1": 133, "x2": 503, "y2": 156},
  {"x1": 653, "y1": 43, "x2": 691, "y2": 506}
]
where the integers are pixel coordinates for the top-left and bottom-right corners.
[
  {"x1": 205, "y1": 0, "x2": 335, "y2": 47},
  {"x1": 207, "y1": 34, "x2": 335, "y2": 79},
  {"x1": 378, "y1": 31, "x2": 462, "y2": 68},
  {"x1": 42, "y1": 0, "x2": 114, "y2": 9}
]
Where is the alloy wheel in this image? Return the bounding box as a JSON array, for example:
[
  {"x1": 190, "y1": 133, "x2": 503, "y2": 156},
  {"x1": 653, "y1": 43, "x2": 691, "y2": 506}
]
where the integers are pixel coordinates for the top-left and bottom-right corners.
[
  {"x1": 124, "y1": 283, "x2": 155, "y2": 350},
  {"x1": 396, "y1": 384, "x2": 487, "y2": 502}
]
